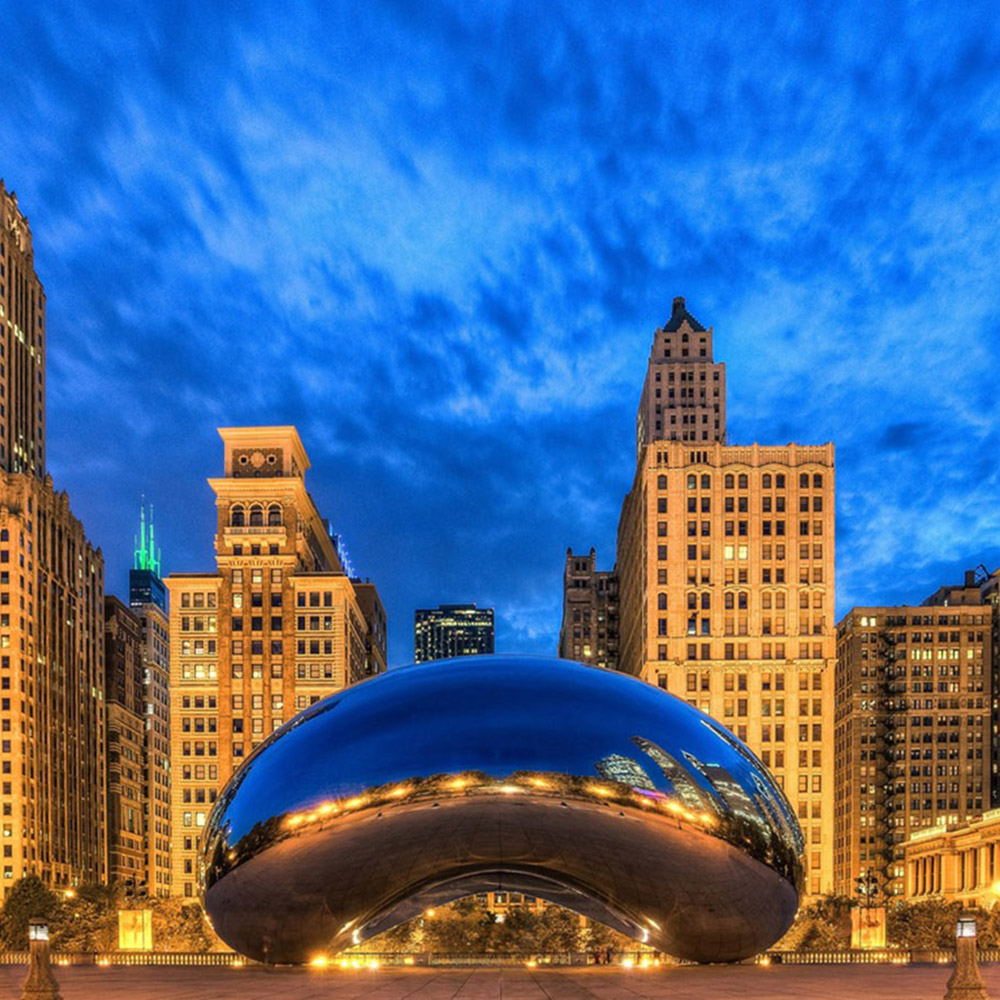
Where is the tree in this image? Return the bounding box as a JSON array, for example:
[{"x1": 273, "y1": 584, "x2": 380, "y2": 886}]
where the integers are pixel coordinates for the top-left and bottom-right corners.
[
  {"x1": 887, "y1": 899, "x2": 962, "y2": 949},
  {"x1": 775, "y1": 894, "x2": 851, "y2": 951},
  {"x1": 0, "y1": 875, "x2": 58, "y2": 950},
  {"x1": 52, "y1": 884, "x2": 119, "y2": 951}
]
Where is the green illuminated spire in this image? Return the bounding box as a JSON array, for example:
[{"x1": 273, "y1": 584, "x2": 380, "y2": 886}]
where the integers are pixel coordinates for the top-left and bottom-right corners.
[{"x1": 134, "y1": 498, "x2": 162, "y2": 576}]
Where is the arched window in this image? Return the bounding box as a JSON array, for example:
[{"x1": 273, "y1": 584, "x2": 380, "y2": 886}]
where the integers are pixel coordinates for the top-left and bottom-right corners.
[
  {"x1": 762, "y1": 474, "x2": 772, "y2": 489},
  {"x1": 738, "y1": 592, "x2": 748, "y2": 610},
  {"x1": 249, "y1": 504, "x2": 264, "y2": 527},
  {"x1": 657, "y1": 593, "x2": 667, "y2": 610},
  {"x1": 700, "y1": 474, "x2": 710, "y2": 489},
  {"x1": 657, "y1": 474, "x2": 667, "y2": 489},
  {"x1": 687, "y1": 592, "x2": 697, "y2": 610},
  {"x1": 738, "y1": 474, "x2": 748, "y2": 489},
  {"x1": 687, "y1": 474, "x2": 697, "y2": 489},
  {"x1": 724, "y1": 474, "x2": 734, "y2": 489},
  {"x1": 231, "y1": 505, "x2": 245, "y2": 527},
  {"x1": 267, "y1": 504, "x2": 282, "y2": 526},
  {"x1": 701, "y1": 593, "x2": 710, "y2": 610}
]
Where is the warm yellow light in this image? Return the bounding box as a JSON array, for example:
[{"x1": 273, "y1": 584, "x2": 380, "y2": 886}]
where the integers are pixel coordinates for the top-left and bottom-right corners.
[
  {"x1": 525, "y1": 959, "x2": 538, "y2": 968},
  {"x1": 758, "y1": 955, "x2": 771, "y2": 967},
  {"x1": 389, "y1": 786, "x2": 410, "y2": 798},
  {"x1": 97, "y1": 957, "x2": 110, "y2": 967},
  {"x1": 403, "y1": 956, "x2": 415, "y2": 965},
  {"x1": 498, "y1": 785, "x2": 521, "y2": 794},
  {"x1": 622, "y1": 958, "x2": 634, "y2": 969},
  {"x1": 587, "y1": 784, "x2": 614, "y2": 797},
  {"x1": 319, "y1": 803, "x2": 336, "y2": 815},
  {"x1": 425, "y1": 908, "x2": 436, "y2": 918},
  {"x1": 699, "y1": 812, "x2": 715, "y2": 825},
  {"x1": 666, "y1": 801, "x2": 682, "y2": 813},
  {"x1": 309, "y1": 955, "x2": 329, "y2": 968},
  {"x1": 63, "y1": 889, "x2": 76, "y2": 900},
  {"x1": 368, "y1": 960, "x2": 379, "y2": 970},
  {"x1": 446, "y1": 778, "x2": 468, "y2": 790},
  {"x1": 640, "y1": 957, "x2": 651, "y2": 968},
  {"x1": 287, "y1": 815, "x2": 303, "y2": 827},
  {"x1": 232, "y1": 959, "x2": 244, "y2": 969},
  {"x1": 339, "y1": 958, "x2": 350, "y2": 969},
  {"x1": 345, "y1": 797, "x2": 366, "y2": 810},
  {"x1": 529, "y1": 777, "x2": 551, "y2": 789}
]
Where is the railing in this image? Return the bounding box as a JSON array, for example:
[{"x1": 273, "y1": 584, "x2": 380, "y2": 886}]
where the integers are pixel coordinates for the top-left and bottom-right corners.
[{"x1": 0, "y1": 949, "x2": 996, "y2": 968}]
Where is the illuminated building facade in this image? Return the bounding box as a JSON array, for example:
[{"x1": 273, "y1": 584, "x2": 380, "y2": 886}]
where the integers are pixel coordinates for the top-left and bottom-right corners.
[
  {"x1": 104, "y1": 596, "x2": 145, "y2": 887},
  {"x1": 0, "y1": 182, "x2": 105, "y2": 895},
  {"x1": 615, "y1": 298, "x2": 836, "y2": 896},
  {"x1": 557, "y1": 548, "x2": 618, "y2": 669},
  {"x1": 129, "y1": 503, "x2": 171, "y2": 897},
  {"x1": 834, "y1": 568, "x2": 997, "y2": 897},
  {"x1": 904, "y1": 807, "x2": 1000, "y2": 908},
  {"x1": 167, "y1": 426, "x2": 387, "y2": 897},
  {"x1": 414, "y1": 604, "x2": 494, "y2": 663},
  {"x1": 0, "y1": 180, "x2": 45, "y2": 477}
]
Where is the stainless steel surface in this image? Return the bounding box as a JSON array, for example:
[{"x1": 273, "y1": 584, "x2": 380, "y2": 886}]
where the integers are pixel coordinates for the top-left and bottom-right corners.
[{"x1": 202, "y1": 655, "x2": 802, "y2": 964}]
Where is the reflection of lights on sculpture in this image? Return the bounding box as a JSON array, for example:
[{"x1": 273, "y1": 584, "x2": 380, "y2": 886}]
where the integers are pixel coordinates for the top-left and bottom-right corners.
[{"x1": 202, "y1": 655, "x2": 802, "y2": 965}]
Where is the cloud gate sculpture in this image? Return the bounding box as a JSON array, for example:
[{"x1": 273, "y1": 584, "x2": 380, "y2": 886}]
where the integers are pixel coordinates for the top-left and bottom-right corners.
[{"x1": 202, "y1": 656, "x2": 802, "y2": 963}]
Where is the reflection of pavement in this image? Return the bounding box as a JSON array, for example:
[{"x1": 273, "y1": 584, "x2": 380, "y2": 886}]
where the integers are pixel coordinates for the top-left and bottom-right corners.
[{"x1": 0, "y1": 964, "x2": 985, "y2": 999}]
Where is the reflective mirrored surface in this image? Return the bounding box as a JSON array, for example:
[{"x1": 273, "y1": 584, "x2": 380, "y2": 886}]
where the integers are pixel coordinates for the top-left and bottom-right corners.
[{"x1": 202, "y1": 655, "x2": 802, "y2": 963}]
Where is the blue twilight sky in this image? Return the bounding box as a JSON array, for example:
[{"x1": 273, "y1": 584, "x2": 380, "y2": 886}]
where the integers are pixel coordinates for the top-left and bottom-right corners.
[{"x1": 0, "y1": 1, "x2": 998, "y2": 666}]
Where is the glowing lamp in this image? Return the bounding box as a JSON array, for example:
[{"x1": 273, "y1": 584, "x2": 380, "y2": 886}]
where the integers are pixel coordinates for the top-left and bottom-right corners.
[
  {"x1": 957, "y1": 913, "x2": 978, "y2": 938},
  {"x1": 28, "y1": 920, "x2": 49, "y2": 942}
]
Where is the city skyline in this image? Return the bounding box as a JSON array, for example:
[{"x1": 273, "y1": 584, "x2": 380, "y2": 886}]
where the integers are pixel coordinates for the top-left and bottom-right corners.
[{"x1": 1, "y1": 4, "x2": 998, "y2": 668}]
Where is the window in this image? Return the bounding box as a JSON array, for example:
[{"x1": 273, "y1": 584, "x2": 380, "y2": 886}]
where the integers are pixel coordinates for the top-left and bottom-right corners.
[
  {"x1": 230, "y1": 505, "x2": 245, "y2": 527},
  {"x1": 267, "y1": 504, "x2": 282, "y2": 526},
  {"x1": 249, "y1": 505, "x2": 264, "y2": 527}
]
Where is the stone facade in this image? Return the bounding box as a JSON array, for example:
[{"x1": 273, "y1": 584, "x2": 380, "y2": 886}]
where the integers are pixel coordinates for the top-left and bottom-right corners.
[
  {"x1": 615, "y1": 300, "x2": 836, "y2": 896},
  {"x1": 557, "y1": 548, "x2": 619, "y2": 670},
  {"x1": 104, "y1": 596, "x2": 146, "y2": 888},
  {"x1": 167, "y1": 426, "x2": 386, "y2": 898},
  {"x1": 835, "y1": 569, "x2": 998, "y2": 898}
]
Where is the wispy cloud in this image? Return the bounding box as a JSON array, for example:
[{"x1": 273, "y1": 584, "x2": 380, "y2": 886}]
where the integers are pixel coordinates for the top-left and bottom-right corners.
[{"x1": 2, "y1": 0, "x2": 998, "y2": 663}]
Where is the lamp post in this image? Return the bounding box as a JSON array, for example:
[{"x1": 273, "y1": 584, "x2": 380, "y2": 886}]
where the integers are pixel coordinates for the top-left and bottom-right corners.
[
  {"x1": 22, "y1": 918, "x2": 61, "y2": 1000},
  {"x1": 944, "y1": 912, "x2": 989, "y2": 1000}
]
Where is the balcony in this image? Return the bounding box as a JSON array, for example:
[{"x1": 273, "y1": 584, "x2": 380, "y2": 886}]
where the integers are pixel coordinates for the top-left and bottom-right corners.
[{"x1": 222, "y1": 524, "x2": 288, "y2": 545}]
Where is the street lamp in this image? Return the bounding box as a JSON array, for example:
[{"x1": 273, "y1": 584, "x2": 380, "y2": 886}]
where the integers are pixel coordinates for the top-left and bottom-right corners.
[
  {"x1": 944, "y1": 911, "x2": 988, "y2": 1000},
  {"x1": 22, "y1": 918, "x2": 61, "y2": 1000}
]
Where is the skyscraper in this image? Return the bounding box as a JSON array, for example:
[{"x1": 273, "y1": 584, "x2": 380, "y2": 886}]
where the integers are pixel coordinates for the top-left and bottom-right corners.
[
  {"x1": 166, "y1": 426, "x2": 387, "y2": 898},
  {"x1": 129, "y1": 502, "x2": 171, "y2": 897},
  {"x1": 104, "y1": 596, "x2": 145, "y2": 888},
  {"x1": 834, "y1": 568, "x2": 998, "y2": 897},
  {"x1": 413, "y1": 604, "x2": 495, "y2": 663},
  {"x1": 0, "y1": 181, "x2": 105, "y2": 894},
  {"x1": 0, "y1": 180, "x2": 45, "y2": 477},
  {"x1": 615, "y1": 298, "x2": 836, "y2": 895},
  {"x1": 557, "y1": 548, "x2": 619, "y2": 669}
]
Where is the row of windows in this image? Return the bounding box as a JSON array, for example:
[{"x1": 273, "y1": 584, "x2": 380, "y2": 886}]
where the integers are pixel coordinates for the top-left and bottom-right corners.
[{"x1": 230, "y1": 504, "x2": 282, "y2": 527}]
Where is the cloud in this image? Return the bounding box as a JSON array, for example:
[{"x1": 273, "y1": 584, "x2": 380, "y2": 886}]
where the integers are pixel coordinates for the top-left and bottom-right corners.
[{"x1": 2, "y1": 0, "x2": 999, "y2": 665}]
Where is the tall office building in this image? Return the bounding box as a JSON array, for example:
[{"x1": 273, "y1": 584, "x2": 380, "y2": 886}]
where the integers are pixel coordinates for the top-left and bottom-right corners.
[
  {"x1": 167, "y1": 426, "x2": 387, "y2": 897},
  {"x1": 616, "y1": 298, "x2": 836, "y2": 895},
  {"x1": 104, "y1": 596, "x2": 145, "y2": 886},
  {"x1": 0, "y1": 180, "x2": 46, "y2": 477},
  {"x1": 129, "y1": 503, "x2": 171, "y2": 897},
  {"x1": 557, "y1": 548, "x2": 619, "y2": 669},
  {"x1": 0, "y1": 181, "x2": 106, "y2": 894},
  {"x1": 414, "y1": 604, "x2": 495, "y2": 663},
  {"x1": 834, "y1": 568, "x2": 998, "y2": 897}
]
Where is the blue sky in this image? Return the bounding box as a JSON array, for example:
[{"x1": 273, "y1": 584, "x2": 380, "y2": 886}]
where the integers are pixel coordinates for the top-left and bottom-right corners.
[{"x1": 1, "y1": 1, "x2": 997, "y2": 666}]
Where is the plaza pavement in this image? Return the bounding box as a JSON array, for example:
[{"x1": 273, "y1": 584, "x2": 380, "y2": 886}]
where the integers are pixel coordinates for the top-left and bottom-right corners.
[{"x1": 0, "y1": 962, "x2": 994, "y2": 999}]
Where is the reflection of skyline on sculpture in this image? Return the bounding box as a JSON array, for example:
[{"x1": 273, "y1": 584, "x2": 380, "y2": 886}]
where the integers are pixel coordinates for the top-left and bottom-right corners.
[{"x1": 202, "y1": 656, "x2": 801, "y2": 964}]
